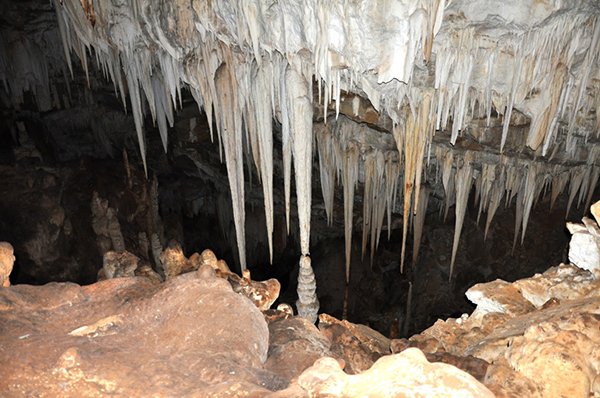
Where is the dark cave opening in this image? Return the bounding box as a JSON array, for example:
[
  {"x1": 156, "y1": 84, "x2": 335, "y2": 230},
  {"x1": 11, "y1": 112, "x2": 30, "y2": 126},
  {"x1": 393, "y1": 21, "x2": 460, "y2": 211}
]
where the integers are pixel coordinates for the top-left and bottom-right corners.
[{"x1": 0, "y1": 88, "x2": 586, "y2": 339}]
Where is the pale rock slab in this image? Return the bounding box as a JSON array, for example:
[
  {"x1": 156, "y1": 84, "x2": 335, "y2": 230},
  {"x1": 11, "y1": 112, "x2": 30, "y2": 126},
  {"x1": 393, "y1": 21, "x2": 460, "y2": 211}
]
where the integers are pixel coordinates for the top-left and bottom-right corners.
[
  {"x1": 466, "y1": 279, "x2": 535, "y2": 316},
  {"x1": 297, "y1": 348, "x2": 495, "y2": 397},
  {"x1": 567, "y1": 214, "x2": 600, "y2": 278},
  {"x1": 513, "y1": 263, "x2": 600, "y2": 307}
]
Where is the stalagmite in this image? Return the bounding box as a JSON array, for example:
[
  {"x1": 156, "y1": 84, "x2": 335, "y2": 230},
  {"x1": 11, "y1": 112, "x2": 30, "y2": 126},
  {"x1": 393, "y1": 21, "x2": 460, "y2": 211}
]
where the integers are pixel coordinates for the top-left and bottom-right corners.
[{"x1": 296, "y1": 255, "x2": 319, "y2": 324}]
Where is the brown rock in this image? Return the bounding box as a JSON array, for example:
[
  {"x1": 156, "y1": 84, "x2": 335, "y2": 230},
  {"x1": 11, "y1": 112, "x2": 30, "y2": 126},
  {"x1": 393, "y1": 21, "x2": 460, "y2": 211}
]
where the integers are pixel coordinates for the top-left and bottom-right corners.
[
  {"x1": 506, "y1": 311, "x2": 600, "y2": 398},
  {"x1": 0, "y1": 264, "x2": 278, "y2": 396},
  {"x1": 220, "y1": 268, "x2": 281, "y2": 311},
  {"x1": 102, "y1": 250, "x2": 139, "y2": 279},
  {"x1": 159, "y1": 240, "x2": 197, "y2": 278},
  {"x1": 318, "y1": 313, "x2": 391, "y2": 374},
  {"x1": 134, "y1": 263, "x2": 163, "y2": 284},
  {"x1": 297, "y1": 348, "x2": 495, "y2": 397},
  {"x1": 265, "y1": 317, "x2": 331, "y2": 383},
  {"x1": 0, "y1": 242, "x2": 15, "y2": 287},
  {"x1": 263, "y1": 303, "x2": 294, "y2": 323},
  {"x1": 484, "y1": 362, "x2": 543, "y2": 398},
  {"x1": 391, "y1": 339, "x2": 489, "y2": 383},
  {"x1": 163, "y1": 247, "x2": 281, "y2": 310}
]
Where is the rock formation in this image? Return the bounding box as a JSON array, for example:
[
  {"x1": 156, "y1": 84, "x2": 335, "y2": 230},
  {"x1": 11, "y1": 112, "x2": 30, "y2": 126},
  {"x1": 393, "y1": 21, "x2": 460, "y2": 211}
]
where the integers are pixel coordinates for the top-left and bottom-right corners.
[{"x1": 0, "y1": 242, "x2": 15, "y2": 287}]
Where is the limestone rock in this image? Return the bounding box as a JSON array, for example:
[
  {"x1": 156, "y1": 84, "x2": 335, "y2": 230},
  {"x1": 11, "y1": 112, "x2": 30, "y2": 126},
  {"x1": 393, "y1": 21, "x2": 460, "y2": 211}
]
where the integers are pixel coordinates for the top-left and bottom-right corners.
[
  {"x1": 265, "y1": 317, "x2": 331, "y2": 383},
  {"x1": 466, "y1": 279, "x2": 535, "y2": 316},
  {"x1": 134, "y1": 264, "x2": 163, "y2": 284},
  {"x1": 102, "y1": 250, "x2": 139, "y2": 279},
  {"x1": 506, "y1": 311, "x2": 600, "y2": 398},
  {"x1": 566, "y1": 202, "x2": 600, "y2": 278},
  {"x1": 0, "y1": 242, "x2": 15, "y2": 287},
  {"x1": 483, "y1": 362, "x2": 543, "y2": 398},
  {"x1": 226, "y1": 269, "x2": 281, "y2": 312},
  {"x1": 318, "y1": 313, "x2": 391, "y2": 374},
  {"x1": 407, "y1": 270, "x2": 600, "y2": 397},
  {"x1": 198, "y1": 248, "x2": 231, "y2": 273},
  {"x1": 0, "y1": 264, "x2": 275, "y2": 396},
  {"x1": 513, "y1": 264, "x2": 600, "y2": 307},
  {"x1": 297, "y1": 348, "x2": 495, "y2": 397},
  {"x1": 391, "y1": 339, "x2": 489, "y2": 383},
  {"x1": 159, "y1": 240, "x2": 198, "y2": 279},
  {"x1": 263, "y1": 303, "x2": 294, "y2": 324}
]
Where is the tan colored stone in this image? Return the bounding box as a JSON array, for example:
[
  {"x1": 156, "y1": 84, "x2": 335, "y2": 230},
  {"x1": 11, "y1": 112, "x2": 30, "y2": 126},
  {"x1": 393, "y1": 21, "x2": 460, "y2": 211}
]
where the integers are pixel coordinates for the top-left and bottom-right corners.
[
  {"x1": 159, "y1": 240, "x2": 196, "y2": 278},
  {"x1": 0, "y1": 242, "x2": 15, "y2": 287},
  {"x1": 466, "y1": 279, "x2": 535, "y2": 316},
  {"x1": 297, "y1": 348, "x2": 495, "y2": 397},
  {"x1": 0, "y1": 264, "x2": 277, "y2": 396},
  {"x1": 318, "y1": 313, "x2": 391, "y2": 374},
  {"x1": 513, "y1": 264, "x2": 600, "y2": 307},
  {"x1": 102, "y1": 250, "x2": 139, "y2": 279},
  {"x1": 484, "y1": 362, "x2": 542, "y2": 398},
  {"x1": 506, "y1": 311, "x2": 600, "y2": 398},
  {"x1": 265, "y1": 317, "x2": 331, "y2": 383}
]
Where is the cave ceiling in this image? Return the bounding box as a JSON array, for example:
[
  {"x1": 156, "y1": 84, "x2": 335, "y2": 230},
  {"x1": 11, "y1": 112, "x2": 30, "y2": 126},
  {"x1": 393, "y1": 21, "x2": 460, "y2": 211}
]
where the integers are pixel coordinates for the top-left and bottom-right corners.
[{"x1": 1, "y1": 0, "x2": 599, "y2": 278}]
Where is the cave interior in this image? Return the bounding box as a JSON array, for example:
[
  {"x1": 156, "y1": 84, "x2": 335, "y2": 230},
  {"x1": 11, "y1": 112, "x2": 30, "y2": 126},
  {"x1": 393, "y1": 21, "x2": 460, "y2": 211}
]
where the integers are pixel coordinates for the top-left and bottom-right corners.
[{"x1": 1, "y1": 0, "x2": 599, "y2": 341}]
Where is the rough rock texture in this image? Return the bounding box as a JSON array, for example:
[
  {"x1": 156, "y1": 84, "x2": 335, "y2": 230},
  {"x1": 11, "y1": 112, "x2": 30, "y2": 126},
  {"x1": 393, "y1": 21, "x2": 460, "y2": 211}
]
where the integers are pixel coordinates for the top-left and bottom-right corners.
[
  {"x1": 0, "y1": 242, "x2": 15, "y2": 287},
  {"x1": 391, "y1": 339, "x2": 489, "y2": 384},
  {"x1": 0, "y1": 265, "x2": 277, "y2": 396},
  {"x1": 265, "y1": 317, "x2": 331, "y2": 383},
  {"x1": 567, "y1": 208, "x2": 600, "y2": 278},
  {"x1": 101, "y1": 250, "x2": 139, "y2": 279},
  {"x1": 296, "y1": 348, "x2": 495, "y2": 397},
  {"x1": 200, "y1": 249, "x2": 281, "y2": 312},
  {"x1": 400, "y1": 214, "x2": 600, "y2": 398},
  {"x1": 296, "y1": 255, "x2": 319, "y2": 323},
  {"x1": 159, "y1": 240, "x2": 200, "y2": 279},
  {"x1": 318, "y1": 313, "x2": 391, "y2": 375}
]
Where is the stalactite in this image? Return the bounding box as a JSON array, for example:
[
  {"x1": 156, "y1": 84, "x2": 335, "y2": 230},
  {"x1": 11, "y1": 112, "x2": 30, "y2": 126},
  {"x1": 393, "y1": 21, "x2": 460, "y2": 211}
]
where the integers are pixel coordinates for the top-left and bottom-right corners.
[
  {"x1": 341, "y1": 144, "x2": 359, "y2": 320},
  {"x1": 369, "y1": 152, "x2": 388, "y2": 265},
  {"x1": 521, "y1": 164, "x2": 539, "y2": 244},
  {"x1": 412, "y1": 185, "x2": 430, "y2": 266},
  {"x1": 215, "y1": 59, "x2": 247, "y2": 271},
  {"x1": 395, "y1": 92, "x2": 433, "y2": 272},
  {"x1": 316, "y1": 124, "x2": 336, "y2": 226},
  {"x1": 450, "y1": 153, "x2": 473, "y2": 280},
  {"x1": 45, "y1": 0, "x2": 600, "y2": 289},
  {"x1": 285, "y1": 66, "x2": 313, "y2": 256},
  {"x1": 385, "y1": 153, "x2": 400, "y2": 241},
  {"x1": 244, "y1": 62, "x2": 275, "y2": 263}
]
